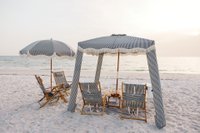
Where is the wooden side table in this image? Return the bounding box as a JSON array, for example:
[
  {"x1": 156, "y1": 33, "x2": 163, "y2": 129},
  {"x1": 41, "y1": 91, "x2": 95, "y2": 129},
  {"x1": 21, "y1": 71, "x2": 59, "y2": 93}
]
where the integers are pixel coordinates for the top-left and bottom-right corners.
[{"x1": 107, "y1": 93, "x2": 121, "y2": 108}]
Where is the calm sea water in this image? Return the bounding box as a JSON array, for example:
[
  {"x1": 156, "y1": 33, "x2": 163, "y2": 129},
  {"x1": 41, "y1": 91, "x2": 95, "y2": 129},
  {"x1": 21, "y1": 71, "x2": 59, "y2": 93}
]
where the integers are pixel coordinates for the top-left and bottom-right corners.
[{"x1": 0, "y1": 56, "x2": 200, "y2": 74}]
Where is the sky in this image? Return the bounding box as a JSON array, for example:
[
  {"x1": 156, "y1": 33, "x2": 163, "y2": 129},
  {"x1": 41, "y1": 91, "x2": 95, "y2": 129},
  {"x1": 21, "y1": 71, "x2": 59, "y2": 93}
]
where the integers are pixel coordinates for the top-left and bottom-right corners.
[{"x1": 0, "y1": 0, "x2": 200, "y2": 56}]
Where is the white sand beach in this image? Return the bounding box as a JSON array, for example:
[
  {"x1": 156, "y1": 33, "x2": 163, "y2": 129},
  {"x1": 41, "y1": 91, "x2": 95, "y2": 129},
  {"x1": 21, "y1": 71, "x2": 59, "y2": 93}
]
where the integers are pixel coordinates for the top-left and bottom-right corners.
[
  {"x1": 0, "y1": 70, "x2": 199, "y2": 133},
  {"x1": 1, "y1": 0, "x2": 200, "y2": 132}
]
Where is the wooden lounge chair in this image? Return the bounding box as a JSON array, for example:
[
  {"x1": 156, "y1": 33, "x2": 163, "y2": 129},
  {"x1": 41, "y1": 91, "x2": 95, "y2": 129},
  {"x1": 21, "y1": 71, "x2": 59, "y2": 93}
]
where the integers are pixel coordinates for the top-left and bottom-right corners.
[
  {"x1": 53, "y1": 71, "x2": 71, "y2": 95},
  {"x1": 79, "y1": 82, "x2": 106, "y2": 115},
  {"x1": 35, "y1": 75, "x2": 67, "y2": 108},
  {"x1": 120, "y1": 83, "x2": 148, "y2": 122}
]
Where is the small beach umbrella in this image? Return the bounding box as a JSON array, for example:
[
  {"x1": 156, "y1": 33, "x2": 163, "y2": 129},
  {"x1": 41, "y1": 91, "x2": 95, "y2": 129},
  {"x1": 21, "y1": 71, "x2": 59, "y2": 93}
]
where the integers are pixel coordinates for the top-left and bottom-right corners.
[{"x1": 19, "y1": 39, "x2": 75, "y2": 89}]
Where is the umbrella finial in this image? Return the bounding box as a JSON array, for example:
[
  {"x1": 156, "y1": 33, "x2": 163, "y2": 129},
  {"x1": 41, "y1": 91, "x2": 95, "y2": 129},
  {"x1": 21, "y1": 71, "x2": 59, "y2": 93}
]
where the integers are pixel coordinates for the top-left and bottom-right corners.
[{"x1": 111, "y1": 34, "x2": 126, "y2": 36}]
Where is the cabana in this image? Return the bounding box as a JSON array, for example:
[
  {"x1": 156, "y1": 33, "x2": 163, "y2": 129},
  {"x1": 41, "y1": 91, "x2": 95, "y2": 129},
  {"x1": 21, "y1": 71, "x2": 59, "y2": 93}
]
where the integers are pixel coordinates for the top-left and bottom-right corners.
[{"x1": 68, "y1": 34, "x2": 166, "y2": 128}]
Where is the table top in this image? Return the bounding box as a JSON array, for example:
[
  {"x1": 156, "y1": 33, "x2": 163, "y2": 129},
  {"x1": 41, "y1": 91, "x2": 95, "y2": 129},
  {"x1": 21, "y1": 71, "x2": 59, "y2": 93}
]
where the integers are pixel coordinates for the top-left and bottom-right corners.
[{"x1": 104, "y1": 91, "x2": 121, "y2": 98}]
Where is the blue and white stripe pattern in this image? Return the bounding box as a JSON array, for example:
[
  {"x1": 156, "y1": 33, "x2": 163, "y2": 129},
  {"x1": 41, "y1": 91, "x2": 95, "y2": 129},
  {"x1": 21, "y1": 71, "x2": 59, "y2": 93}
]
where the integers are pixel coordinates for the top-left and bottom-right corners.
[
  {"x1": 147, "y1": 49, "x2": 166, "y2": 128},
  {"x1": 122, "y1": 83, "x2": 146, "y2": 109},
  {"x1": 67, "y1": 34, "x2": 166, "y2": 128},
  {"x1": 68, "y1": 50, "x2": 83, "y2": 111},
  {"x1": 79, "y1": 82, "x2": 102, "y2": 105},
  {"x1": 95, "y1": 54, "x2": 104, "y2": 82},
  {"x1": 78, "y1": 34, "x2": 155, "y2": 55},
  {"x1": 20, "y1": 39, "x2": 75, "y2": 57},
  {"x1": 53, "y1": 71, "x2": 70, "y2": 89}
]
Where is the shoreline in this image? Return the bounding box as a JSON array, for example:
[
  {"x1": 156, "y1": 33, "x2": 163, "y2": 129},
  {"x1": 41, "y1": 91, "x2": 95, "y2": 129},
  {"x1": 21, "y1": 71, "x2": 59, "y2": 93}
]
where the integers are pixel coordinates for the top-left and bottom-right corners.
[{"x1": 1, "y1": 68, "x2": 200, "y2": 76}]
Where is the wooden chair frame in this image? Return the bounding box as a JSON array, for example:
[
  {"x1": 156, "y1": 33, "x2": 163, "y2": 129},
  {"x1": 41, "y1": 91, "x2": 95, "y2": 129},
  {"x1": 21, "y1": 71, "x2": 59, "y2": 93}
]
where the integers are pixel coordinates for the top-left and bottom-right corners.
[{"x1": 120, "y1": 82, "x2": 148, "y2": 122}]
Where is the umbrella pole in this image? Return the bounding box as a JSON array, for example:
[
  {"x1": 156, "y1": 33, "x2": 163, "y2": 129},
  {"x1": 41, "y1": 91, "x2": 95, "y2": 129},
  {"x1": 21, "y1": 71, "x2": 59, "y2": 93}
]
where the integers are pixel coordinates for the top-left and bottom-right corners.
[
  {"x1": 116, "y1": 51, "x2": 120, "y2": 93},
  {"x1": 50, "y1": 58, "x2": 52, "y2": 90}
]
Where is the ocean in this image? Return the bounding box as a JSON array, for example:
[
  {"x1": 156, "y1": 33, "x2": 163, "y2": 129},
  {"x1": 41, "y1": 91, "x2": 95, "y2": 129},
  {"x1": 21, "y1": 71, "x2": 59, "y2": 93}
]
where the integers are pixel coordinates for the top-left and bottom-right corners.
[{"x1": 0, "y1": 56, "x2": 200, "y2": 74}]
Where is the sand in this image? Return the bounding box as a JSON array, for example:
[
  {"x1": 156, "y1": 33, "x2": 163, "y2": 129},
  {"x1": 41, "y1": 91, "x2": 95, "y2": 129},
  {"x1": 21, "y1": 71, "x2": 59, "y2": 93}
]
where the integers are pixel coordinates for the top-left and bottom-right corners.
[{"x1": 0, "y1": 71, "x2": 200, "y2": 133}]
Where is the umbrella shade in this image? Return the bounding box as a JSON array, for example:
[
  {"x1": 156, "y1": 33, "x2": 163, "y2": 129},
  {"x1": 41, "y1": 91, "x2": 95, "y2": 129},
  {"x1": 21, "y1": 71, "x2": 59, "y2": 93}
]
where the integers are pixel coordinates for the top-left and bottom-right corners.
[
  {"x1": 19, "y1": 39, "x2": 75, "y2": 89},
  {"x1": 78, "y1": 34, "x2": 155, "y2": 55},
  {"x1": 20, "y1": 39, "x2": 75, "y2": 57}
]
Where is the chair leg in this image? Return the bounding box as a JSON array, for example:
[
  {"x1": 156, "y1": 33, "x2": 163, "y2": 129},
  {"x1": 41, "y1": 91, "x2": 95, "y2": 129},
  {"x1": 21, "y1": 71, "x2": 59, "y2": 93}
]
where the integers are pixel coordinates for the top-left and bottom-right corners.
[
  {"x1": 102, "y1": 96, "x2": 106, "y2": 113},
  {"x1": 40, "y1": 100, "x2": 50, "y2": 108},
  {"x1": 64, "y1": 88, "x2": 70, "y2": 95},
  {"x1": 38, "y1": 96, "x2": 45, "y2": 102},
  {"x1": 39, "y1": 92, "x2": 60, "y2": 108},
  {"x1": 81, "y1": 104, "x2": 85, "y2": 115},
  {"x1": 144, "y1": 108, "x2": 147, "y2": 123},
  {"x1": 39, "y1": 96, "x2": 52, "y2": 108},
  {"x1": 59, "y1": 91, "x2": 67, "y2": 103}
]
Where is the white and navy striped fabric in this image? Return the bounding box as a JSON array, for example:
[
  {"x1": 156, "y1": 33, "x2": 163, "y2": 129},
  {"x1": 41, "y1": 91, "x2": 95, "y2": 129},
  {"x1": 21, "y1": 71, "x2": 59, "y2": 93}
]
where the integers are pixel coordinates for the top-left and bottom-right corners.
[
  {"x1": 122, "y1": 84, "x2": 146, "y2": 109},
  {"x1": 95, "y1": 54, "x2": 104, "y2": 82},
  {"x1": 53, "y1": 71, "x2": 70, "y2": 89},
  {"x1": 20, "y1": 39, "x2": 75, "y2": 57},
  {"x1": 78, "y1": 34, "x2": 155, "y2": 55},
  {"x1": 68, "y1": 50, "x2": 83, "y2": 111},
  {"x1": 147, "y1": 49, "x2": 166, "y2": 128},
  {"x1": 79, "y1": 82, "x2": 102, "y2": 105},
  {"x1": 35, "y1": 75, "x2": 46, "y2": 94},
  {"x1": 67, "y1": 35, "x2": 166, "y2": 128}
]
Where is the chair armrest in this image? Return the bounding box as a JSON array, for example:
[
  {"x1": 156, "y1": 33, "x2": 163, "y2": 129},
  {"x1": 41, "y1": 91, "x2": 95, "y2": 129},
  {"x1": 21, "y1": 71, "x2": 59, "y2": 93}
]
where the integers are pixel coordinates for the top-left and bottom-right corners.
[
  {"x1": 68, "y1": 81, "x2": 72, "y2": 87},
  {"x1": 51, "y1": 85, "x2": 63, "y2": 92},
  {"x1": 68, "y1": 81, "x2": 72, "y2": 83}
]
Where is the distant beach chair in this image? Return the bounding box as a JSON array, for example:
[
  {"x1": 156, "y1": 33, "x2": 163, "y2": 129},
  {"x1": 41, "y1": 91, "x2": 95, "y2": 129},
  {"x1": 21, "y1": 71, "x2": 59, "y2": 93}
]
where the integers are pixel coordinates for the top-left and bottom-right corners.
[
  {"x1": 53, "y1": 71, "x2": 71, "y2": 95},
  {"x1": 79, "y1": 82, "x2": 106, "y2": 115},
  {"x1": 120, "y1": 83, "x2": 148, "y2": 122},
  {"x1": 35, "y1": 75, "x2": 67, "y2": 108}
]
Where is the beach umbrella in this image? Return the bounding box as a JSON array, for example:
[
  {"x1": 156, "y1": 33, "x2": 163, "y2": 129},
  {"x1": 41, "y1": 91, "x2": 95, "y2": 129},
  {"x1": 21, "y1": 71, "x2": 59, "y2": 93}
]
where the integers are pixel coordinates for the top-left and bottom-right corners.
[{"x1": 19, "y1": 39, "x2": 75, "y2": 89}]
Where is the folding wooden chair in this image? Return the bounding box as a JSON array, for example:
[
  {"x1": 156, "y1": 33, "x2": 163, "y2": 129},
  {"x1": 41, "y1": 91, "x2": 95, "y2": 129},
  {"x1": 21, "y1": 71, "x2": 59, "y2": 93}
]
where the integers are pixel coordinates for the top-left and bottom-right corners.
[
  {"x1": 121, "y1": 83, "x2": 148, "y2": 122},
  {"x1": 35, "y1": 75, "x2": 67, "y2": 108},
  {"x1": 79, "y1": 82, "x2": 106, "y2": 115}
]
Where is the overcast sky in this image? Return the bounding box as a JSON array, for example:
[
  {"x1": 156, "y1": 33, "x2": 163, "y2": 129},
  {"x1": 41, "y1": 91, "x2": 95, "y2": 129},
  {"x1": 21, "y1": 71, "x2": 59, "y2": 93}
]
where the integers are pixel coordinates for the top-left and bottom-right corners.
[{"x1": 0, "y1": 0, "x2": 200, "y2": 56}]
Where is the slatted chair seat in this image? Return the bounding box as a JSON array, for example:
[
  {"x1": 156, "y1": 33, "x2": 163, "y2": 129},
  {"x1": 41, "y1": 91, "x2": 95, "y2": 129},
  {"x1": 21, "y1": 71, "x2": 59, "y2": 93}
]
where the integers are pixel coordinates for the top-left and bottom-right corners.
[
  {"x1": 121, "y1": 83, "x2": 148, "y2": 122},
  {"x1": 53, "y1": 71, "x2": 71, "y2": 95},
  {"x1": 79, "y1": 82, "x2": 106, "y2": 115}
]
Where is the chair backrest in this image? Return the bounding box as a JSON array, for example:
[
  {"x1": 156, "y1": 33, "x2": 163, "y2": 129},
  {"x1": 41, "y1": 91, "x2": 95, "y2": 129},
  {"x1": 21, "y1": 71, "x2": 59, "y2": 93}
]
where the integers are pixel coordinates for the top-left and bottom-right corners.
[
  {"x1": 122, "y1": 83, "x2": 147, "y2": 108},
  {"x1": 79, "y1": 82, "x2": 102, "y2": 105},
  {"x1": 35, "y1": 75, "x2": 46, "y2": 94},
  {"x1": 53, "y1": 71, "x2": 69, "y2": 87}
]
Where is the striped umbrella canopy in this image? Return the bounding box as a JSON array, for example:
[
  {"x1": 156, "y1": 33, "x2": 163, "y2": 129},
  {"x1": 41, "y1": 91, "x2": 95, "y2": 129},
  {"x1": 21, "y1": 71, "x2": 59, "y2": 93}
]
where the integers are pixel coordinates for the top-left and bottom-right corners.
[
  {"x1": 78, "y1": 34, "x2": 155, "y2": 55},
  {"x1": 78, "y1": 34, "x2": 155, "y2": 93},
  {"x1": 20, "y1": 39, "x2": 75, "y2": 57},
  {"x1": 19, "y1": 39, "x2": 75, "y2": 89}
]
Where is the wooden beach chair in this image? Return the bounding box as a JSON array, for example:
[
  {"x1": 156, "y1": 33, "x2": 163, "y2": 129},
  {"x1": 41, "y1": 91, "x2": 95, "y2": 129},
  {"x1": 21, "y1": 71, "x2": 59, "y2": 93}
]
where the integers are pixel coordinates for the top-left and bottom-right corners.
[
  {"x1": 35, "y1": 75, "x2": 67, "y2": 108},
  {"x1": 53, "y1": 71, "x2": 71, "y2": 95},
  {"x1": 79, "y1": 82, "x2": 106, "y2": 115},
  {"x1": 120, "y1": 83, "x2": 148, "y2": 122}
]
